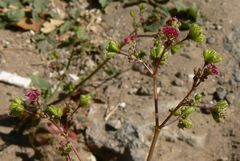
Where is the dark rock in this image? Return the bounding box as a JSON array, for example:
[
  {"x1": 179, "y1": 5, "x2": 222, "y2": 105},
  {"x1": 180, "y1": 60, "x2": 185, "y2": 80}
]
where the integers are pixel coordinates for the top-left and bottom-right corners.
[
  {"x1": 132, "y1": 63, "x2": 148, "y2": 75},
  {"x1": 136, "y1": 86, "x2": 151, "y2": 96},
  {"x1": 226, "y1": 93, "x2": 235, "y2": 105},
  {"x1": 86, "y1": 106, "x2": 148, "y2": 161},
  {"x1": 171, "y1": 79, "x2": 184, "y2": 87},
  {"x1": 214, "y1": 87, "x2": 227, "y2": 100},
  {"x1": 106, "y1": 119, "x2": 122, "y2": 131}
]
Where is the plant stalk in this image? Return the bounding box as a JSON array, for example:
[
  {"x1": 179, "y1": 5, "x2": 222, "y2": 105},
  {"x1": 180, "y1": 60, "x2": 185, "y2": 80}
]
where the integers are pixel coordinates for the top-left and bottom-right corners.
[{"x1": 146, "y1": 127, "x2": 161, "y2": 161}]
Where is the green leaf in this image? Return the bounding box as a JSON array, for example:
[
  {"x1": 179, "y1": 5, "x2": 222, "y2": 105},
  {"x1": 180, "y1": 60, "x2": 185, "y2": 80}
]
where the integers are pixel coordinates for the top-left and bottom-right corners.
[
  {"x1": 75, "y1": 26, "x2": 88, "y2": 42},
  {"x1": 2, "y1": 0, "x2": 23, "y2": 8},
  {"x1": 32, "y1": 0, "x2": 50, "y2": 20},
  {"x1": 59, "y1": 21, "x2": 73, "y2": 34},
  {"x1": 6, "y1": 9, "x2": 25, "y2": 23},
  {"x1": 31, "y1": 75, "x2": 51, "y2": 90},
  {"x1": 69, "y1": 7, "x2": 81, "y2": 19},
  {"x1": 172, "y1": 0, "x2": 186, "y2": 11},
  {"x1": 30, "y1": 75, "x2": 52, "y2": 98},
  {"x1": 0, "y1": 1, "x2": 7, "y2": 8},
  {"x1": 99, "y1": 0, "x2": 112, "y2": 8}
]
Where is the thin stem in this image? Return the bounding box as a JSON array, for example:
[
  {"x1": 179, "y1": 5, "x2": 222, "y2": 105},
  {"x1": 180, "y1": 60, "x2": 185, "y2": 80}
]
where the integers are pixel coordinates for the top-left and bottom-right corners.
[
  {"x1": 71, "y1": 144, "x2": 82, "y2": 161},
  {"x1": 163, "y1": 115, "x2": 181, "y2": 127},
  {"x1": 48, "y1": 58, "x2": 110, "y2": 105},
  {"x1": 137, "y1": 33, "x2": 157, "y2": 38},
  {"x1": 153, "y1": 48, "x2": 166, "y2": 75},
  {"x1": 141, "y1": 61, "x2": 153, "y2": 75},
  {"x1": 146, "y1": 127, "x2": 161, "y2": 161},
  {"x1": 47, "y1": 51, "x2": 75, "y2": 103},
  {"x1": 67, "y1": 154, "x2": 72, "y2": 161},
  {"x1": 146, "y1": 67, "x2": 160, "y2": 161},
  {"x1": 153, "y1": 76, "x2": 159, "y2": 126},
  {"x1": 70, "y1": 104, "x2": 81, "y2": 118},
  {"x1": 48, "y1": 119, "x2": 82, "y2": 161}
]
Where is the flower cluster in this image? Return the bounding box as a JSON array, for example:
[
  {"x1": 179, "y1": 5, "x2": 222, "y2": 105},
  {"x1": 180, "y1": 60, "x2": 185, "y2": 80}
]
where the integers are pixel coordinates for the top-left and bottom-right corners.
[
  {"x1": 162, "y1": 26, "x2": 179, "y2": 39},
  {"x1": 123, "y1": 34, "x2": 137, "y2": 44},
  {"x1": 207, "y1": 64, "x2": 219, "y2": 76},
  {"x1": 24, "y1": 88, "x2": 40, "y2": 103}
]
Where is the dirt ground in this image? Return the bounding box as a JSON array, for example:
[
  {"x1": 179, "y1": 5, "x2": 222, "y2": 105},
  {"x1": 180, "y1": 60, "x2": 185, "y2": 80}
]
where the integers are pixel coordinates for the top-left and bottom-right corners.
[{"x1": 0, "y1": 0, "x2": 240, "y2": 161}]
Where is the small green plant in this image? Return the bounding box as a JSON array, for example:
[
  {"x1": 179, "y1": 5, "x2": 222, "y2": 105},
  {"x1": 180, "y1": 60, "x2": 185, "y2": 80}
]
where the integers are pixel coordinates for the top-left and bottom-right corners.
[
  {"x1": 9, "y1": 87, "x2": 92, "y2": 160},
  {"x1": 104, "y1": 4, "x2": 228, "y2": 161}
]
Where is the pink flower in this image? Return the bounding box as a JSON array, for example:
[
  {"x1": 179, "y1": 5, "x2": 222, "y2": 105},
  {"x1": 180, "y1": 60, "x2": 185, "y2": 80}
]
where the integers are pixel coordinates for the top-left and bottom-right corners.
[
  {"x1": 162, "y1": 26, "x2": 179, "y2": 39},
  {"x1": 140, "y1": 16, "x2": 145, "y2": 23},
  {"x1": 123, "y1": 34, "x2": 137, "y2": 44},
  {"x1": 207, "y1": 64, "x2": 219, "y2": 76},
  {"x1": 24, "y1": 88, "x2": 40, "y2": 102}
]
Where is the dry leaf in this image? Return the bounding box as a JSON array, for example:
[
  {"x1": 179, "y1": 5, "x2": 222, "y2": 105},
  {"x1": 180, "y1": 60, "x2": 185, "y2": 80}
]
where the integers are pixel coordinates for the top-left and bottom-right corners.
[
  {"x1": 41, "y1": 19, "x2": 64, "y2": 33},
  {"x1": 16, "y1": 18, "x2": 44, "y2": 32}
]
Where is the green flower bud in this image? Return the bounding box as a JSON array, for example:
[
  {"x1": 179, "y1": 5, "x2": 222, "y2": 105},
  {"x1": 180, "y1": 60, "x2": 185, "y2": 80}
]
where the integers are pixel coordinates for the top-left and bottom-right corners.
[
  {"x1": 193, "y1": 93, "x2": 202, "y2": 106},
  {"x1": 48, "y1": 105, "x2": 63, "y2": 119},
  {"x1": 169, "y1": 108, "x2": 181, "y2": 116},
  {"x1": 139, "y1": 3, "x2": 145, "y2": 10},
  {"x1": 194, "y1": 93, "x2": 202, "y2": 101},
  {"x1": 130, "y1": 10, "x2": 135, "y2": 17},
  {"x1": 181, "y1": 106, "x2": 195, "y2": 118},
  {"x1": 188, "y1": 24, "x2": 205, "y2": 43},
  {"x1": 150, "y1": 45, "x2": 164, "y2": 59},
  {"x1": 59, "y1": 142, "x2": 72, "y2": 156},
  {"x1": 79, "y1": 94, "x2": 91, "y2": 107},
  {"x1": 195, "y1": 34, "x2": 205, "y2": 43},
  {"x1": 107, "y1": 40, "x2": 120, "y2": 53},
  {"x1": 203, "y1": 49, "x2": 223, "y2": 64},
  {"x1": 178, "y1": 118, "x2": 193, "y2": 129},
  {"x1": 160, "y1": 52, "x2": 170, "y2": 65},
  {"x1": 211, "y1": 100, "x2": 228, "y2": 122},
  {"x1": 9, "y1": 97, "x2": 24, "y2": 117},
  {"x1": 105, "y1": 40, "x2": 121, "y2": 58}
]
